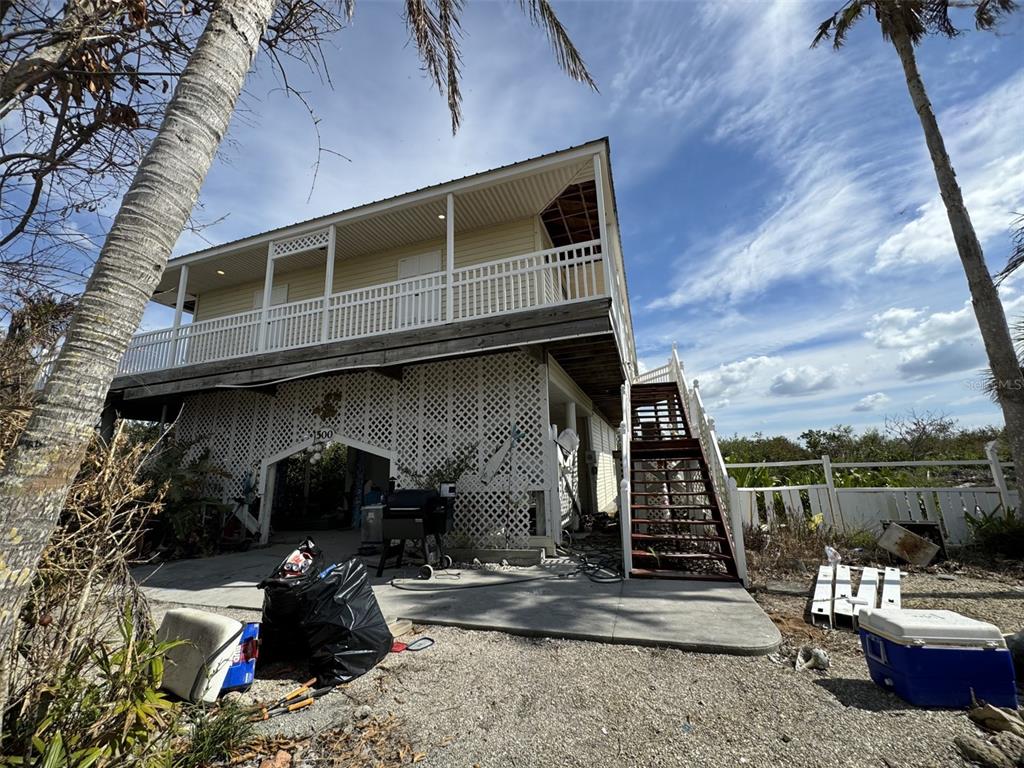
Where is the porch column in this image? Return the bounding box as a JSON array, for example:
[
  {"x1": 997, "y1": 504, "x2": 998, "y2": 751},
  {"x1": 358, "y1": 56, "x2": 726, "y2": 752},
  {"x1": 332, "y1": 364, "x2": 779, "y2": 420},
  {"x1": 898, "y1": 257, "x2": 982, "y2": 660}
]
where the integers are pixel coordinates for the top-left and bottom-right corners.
[
  {"x1": 168, "y1": 263, "x2": 188, "y2": 366},
  {"x1": 258, "y1": 242, "x2": 275, "y2": 351},
  {"x1": 592, "y1": 153, "x2": 612, "y2": 298},
  {"x1": 445, "y1": 193, "x2": 455, "y2": 322},
  {"x1": 564, "y1": 401, "x2": 577, "y2": 433},
  {"x1": 322, "y1": 224, "x2": 336, "y2": 342}
]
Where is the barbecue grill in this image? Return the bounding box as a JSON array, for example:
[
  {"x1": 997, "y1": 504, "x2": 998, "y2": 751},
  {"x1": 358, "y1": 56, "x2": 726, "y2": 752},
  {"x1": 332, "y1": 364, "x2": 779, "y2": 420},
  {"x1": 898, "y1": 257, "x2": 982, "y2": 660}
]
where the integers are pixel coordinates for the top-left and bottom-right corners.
[{"x1": 376, "y1": 487, "x2": 455, "y2": 577}]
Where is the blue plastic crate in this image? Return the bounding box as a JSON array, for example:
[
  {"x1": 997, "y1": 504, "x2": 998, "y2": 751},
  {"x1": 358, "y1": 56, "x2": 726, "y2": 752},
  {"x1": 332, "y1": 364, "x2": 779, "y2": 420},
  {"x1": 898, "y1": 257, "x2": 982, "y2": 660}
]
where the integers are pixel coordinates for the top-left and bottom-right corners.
[
  {"x1": 858, "y1": 609, "x2": 1018, "y2": 709},
  {"x1": 221, "y1": 622, "x2": 260, "y2": 693}
]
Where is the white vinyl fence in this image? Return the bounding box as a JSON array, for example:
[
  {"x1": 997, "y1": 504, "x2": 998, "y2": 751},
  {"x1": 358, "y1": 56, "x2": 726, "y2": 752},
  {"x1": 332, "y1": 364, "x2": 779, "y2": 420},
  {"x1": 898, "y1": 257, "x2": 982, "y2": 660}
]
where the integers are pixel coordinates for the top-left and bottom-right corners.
[{"x1": 726, "y1": 443, "x2": 1015, "y2": 547}]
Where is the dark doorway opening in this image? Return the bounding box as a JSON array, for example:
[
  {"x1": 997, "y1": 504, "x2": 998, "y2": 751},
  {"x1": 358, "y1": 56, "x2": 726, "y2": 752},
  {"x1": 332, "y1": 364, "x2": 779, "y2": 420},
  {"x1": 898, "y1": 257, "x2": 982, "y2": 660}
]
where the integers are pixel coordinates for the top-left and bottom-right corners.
[{"x1": 270, "y1": 442, "x2": 391, "y2": 531}]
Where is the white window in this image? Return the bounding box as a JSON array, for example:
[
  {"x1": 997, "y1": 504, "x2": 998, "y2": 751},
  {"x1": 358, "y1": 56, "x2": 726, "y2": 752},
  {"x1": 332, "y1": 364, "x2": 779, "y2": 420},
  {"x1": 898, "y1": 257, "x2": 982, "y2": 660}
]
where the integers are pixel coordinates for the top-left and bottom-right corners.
[{"x1": 253, "y1": 284, "x2": 289, "y2": 309}]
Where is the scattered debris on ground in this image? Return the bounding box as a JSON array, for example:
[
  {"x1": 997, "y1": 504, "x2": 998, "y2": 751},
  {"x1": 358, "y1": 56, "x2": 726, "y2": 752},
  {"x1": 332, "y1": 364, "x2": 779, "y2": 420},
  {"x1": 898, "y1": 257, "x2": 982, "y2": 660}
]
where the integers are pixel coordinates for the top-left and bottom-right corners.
[
  {"x1": 139, "y1": 553, "x2": 1024, "y2": 768},
  {"x1": 753, "y1": 563, "x2": 1023, "y2": 768},
  {"x1": 878, "y1": 522, "x2": 941, "y2": 566},
  {"x1": 955, "y1": 704, "x2": 1024, "y2": 768},
  {"x1": 229, "y1": 713, "x2": 422, "y2": 767}
]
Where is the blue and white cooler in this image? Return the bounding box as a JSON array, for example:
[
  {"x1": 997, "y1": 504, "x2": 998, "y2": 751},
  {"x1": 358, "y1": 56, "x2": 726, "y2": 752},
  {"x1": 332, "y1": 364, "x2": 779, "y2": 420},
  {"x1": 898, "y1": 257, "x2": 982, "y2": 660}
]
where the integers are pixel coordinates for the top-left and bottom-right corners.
[
  {"x1": 221, "y1": 622, "x2": 260, "y2": 694},
  {"x1": 858, "y1": 608, "x2": 1018, "y2": 708}
]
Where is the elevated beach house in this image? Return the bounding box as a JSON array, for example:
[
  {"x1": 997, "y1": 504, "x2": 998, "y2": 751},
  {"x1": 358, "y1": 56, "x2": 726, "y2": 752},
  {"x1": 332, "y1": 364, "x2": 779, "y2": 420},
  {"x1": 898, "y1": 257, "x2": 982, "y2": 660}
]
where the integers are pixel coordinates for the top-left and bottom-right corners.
[{"x1": 107, "y1": 139, "x2": 743, "y2": 581}]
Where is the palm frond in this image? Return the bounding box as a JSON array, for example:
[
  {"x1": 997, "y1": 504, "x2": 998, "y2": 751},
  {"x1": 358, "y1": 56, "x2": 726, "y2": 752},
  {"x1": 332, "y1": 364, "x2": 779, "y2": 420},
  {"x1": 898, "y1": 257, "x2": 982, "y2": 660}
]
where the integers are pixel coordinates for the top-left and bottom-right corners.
[
  {"x1": 994, "y1": 213, "x2": 1024, "y2": 286},
  {"x1": 516, "y1": 0, "x2": 597, "y2": 90},
  {"x1": 984, "y1": 316, "x2": 1024, "y2": 401},
  {"x1": 404, "y1": 0, "x2": 461, "y2": 132},
  {"x1": 811, "y1": 1, "x2": 868, "y2": 49},
  {"x1": 919, "y1": 0, "x2": 958, "y2": 37},
  {"x1": 438, "y1": 0, "x2": 464, "y2": 133},
  {"x1": 974, "y1": 0, "x2": 1017, "y2": 29},
  {"x1": 405, "y1": 0, "x2": 594, "y2": 134}
]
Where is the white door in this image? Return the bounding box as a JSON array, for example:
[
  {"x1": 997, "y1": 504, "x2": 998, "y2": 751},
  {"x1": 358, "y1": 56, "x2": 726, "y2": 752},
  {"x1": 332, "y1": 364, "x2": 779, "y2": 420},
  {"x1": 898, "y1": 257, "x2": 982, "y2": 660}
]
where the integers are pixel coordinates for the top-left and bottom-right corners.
[{"x1": 397, "y1": 251, "x2": 441, "y2": 326}]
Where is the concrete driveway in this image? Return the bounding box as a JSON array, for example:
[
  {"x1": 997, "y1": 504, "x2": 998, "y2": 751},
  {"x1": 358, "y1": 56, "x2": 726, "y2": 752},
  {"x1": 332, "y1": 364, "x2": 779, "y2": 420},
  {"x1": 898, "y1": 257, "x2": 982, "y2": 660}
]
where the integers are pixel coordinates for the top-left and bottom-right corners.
[{"x1": 134, "y1": 530, "x2": 780, "y2": 655}]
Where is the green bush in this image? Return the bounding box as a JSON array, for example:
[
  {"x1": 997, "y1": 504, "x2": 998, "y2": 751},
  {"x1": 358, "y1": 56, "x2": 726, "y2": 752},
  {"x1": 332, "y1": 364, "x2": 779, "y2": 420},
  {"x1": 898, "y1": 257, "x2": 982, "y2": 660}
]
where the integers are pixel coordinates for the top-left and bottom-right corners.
[
  {"x1": 170, "y1": 701, "x2": 254, "y2": 768},
  {"x1": 1, "y1": 609, "x2": 179, "y2": 768},
  {"x1": 142, "y1": 436, "x2": 229, "y2": 558},
  {"x1": 966, "y1": 507, "x2": 1024, "y2": 559}
]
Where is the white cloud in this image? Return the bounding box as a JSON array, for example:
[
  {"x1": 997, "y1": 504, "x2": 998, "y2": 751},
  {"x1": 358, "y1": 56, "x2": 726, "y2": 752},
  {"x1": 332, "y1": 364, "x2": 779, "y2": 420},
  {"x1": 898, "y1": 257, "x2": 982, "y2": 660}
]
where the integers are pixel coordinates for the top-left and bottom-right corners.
[
  {"x1": 864, "y1": 305, "x2": 975, "y2": 349},
  {"x1": 768, "y1": 365, "x2": 845, "y2": 397},
  {"x1": 695, "y1": 355, "x2": 780, "y2": 400},
  {"x1": 865, "y1": 294, "x2": 1024, "y2": 381},
  {"x1": 853, "y1": 392, "x2": 891, "y2": 412},
  {"x1": 649, "y1": 161, "x2": 887, "y2": 309},
  {"x1": 896, "y1": 337, "x2": 986, "y2": 381},
  {"x1": 871, "y1": 72, "x2": 1024, "y2": 272}
]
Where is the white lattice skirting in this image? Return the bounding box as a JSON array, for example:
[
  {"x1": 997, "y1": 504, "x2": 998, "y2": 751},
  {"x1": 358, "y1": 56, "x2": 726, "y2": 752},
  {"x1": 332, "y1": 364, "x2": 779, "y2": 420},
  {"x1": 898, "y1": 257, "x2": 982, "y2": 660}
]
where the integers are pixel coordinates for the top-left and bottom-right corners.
[{"x1": 174, "y1": 350, "x2": 549, "y2": 548}]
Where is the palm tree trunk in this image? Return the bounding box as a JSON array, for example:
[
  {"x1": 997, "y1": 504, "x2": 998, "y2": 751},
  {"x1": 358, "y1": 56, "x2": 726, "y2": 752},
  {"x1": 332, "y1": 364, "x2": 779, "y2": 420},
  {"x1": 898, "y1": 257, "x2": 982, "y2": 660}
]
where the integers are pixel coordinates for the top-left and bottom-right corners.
[
  {"x1": 889, "y1": 22, "x2": 1024, "y2": 505},
  {"x1": 0, "y1": 0, "x2": 277, "y2": 673}
]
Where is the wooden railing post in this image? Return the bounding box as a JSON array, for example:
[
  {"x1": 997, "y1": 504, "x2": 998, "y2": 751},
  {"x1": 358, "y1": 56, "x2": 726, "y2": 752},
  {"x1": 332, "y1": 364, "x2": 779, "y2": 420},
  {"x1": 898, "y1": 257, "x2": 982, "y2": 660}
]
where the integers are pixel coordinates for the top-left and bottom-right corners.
[
  {"x1": 258, "y1": 243, "x2": 275, "y2": 352},
  {"x1": 727, "y1": 476, "x2": 749, "y2": 587},
  {"x1": 985, "y1": 440, "x2": 1010, "y2": 512},
  {"x1": 445, "y1": 193, "x2": 455, "y2": 322},
  {"x1": 593, "y1": 153, "x2": 610, "y2": 294},
  {"x1": 321, "y1": 224, "x2": 336, "y2": 342},
  {"x1": 168, "y1": 263, "x2": 188, "y2": 366},
  {"x1": 821, "y1": 454, "x2": 844, "y2": 531}
]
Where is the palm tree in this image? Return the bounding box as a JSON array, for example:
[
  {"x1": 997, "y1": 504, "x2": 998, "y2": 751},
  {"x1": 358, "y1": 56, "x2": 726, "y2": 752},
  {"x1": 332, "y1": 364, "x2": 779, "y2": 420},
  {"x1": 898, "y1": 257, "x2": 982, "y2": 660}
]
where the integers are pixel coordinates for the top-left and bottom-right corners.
[
  {"x1": 812, "y1": 0, "x2": 1024, "y2": 500},
  {"x1": 0, "y1": 0, "x2": 594, "y2": 664}
]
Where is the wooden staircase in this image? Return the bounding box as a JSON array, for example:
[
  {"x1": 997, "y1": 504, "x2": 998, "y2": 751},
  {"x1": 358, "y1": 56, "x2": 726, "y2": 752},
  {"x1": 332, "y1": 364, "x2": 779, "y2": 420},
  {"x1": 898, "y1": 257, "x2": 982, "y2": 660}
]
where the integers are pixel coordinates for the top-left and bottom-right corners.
[{"x1": 628, "y1": 382, "x2": 740, "y2": 581}]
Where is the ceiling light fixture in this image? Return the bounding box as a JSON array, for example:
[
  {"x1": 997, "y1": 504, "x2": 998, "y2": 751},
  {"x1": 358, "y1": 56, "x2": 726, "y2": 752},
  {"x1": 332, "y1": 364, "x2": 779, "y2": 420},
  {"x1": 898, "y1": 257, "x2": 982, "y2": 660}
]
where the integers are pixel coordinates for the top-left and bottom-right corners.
[
  {"x1": 437, "y1": 214, "x2": 445, "y2": 220},
  {"x1": 216, "y1": 269, "x2": 225, "y2": 275}
]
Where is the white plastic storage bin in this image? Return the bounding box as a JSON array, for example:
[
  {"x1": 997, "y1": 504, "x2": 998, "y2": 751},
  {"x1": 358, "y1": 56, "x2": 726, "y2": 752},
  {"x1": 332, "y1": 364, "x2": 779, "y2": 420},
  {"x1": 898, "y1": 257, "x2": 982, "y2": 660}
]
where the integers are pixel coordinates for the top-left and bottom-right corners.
[{"x1": 858, "y1": 608, "x2": 1018, "y2": 708}]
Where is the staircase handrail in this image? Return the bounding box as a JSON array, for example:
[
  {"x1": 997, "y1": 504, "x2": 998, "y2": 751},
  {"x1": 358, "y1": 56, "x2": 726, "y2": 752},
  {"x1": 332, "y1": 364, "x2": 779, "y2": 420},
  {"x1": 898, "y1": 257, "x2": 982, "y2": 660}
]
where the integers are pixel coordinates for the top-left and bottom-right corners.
[
  {"x1": 619, "y1": 378, "x2": 633, "y2": 576},
  {"x1": 664, "y1": 346, "x2": 730, "y2": 520},
  {"x1": 690, "y1": 383, "x2": 730, "y2": 514}
]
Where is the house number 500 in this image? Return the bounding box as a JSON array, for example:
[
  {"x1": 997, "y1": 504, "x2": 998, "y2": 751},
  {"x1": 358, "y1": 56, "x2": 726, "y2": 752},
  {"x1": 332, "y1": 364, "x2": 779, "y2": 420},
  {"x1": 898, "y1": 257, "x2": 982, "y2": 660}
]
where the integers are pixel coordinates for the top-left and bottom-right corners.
[{"x1": 313, "y1": 429, "x2": 334, "y2": 441}]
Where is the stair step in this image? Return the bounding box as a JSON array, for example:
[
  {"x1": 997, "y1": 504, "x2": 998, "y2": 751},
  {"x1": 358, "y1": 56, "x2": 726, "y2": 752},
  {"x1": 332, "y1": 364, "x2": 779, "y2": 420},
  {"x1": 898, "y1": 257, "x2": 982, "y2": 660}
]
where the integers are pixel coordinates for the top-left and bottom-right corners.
[
  {"x1": 632, "y1": 469, "x2": 707, "y2": 473},
  {"x1": 631, "y1": 550, "x2": 732, "y2": 561},
  {"x1": 631, "y1": 517, "x2": 723, "y2": 526},
  {"x1": 632, "y1": 532, "x2": 727, "y2": 543},
  {"x1": 631, "y1": 504, "x2": 715, "y2": 510},
  {"x1": 630, "y1": 568, "x2": 740, "y2": 582},
  {"x1": 631, "y1": 491, "x2": 710, "y2": 496},
  {"x1": 626, "y1": 466, "x2": 708, "y2": 473}
]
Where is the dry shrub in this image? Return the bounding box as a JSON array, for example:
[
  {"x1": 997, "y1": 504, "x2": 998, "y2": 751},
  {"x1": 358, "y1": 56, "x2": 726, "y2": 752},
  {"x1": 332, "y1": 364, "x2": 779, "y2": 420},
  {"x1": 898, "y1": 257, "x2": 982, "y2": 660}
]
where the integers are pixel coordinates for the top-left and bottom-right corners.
[
  {"x1": 0, "y1": 425, "x2": 173, "y2": 766},
  {"x1": 744, "y1": 512, "x2": 883, "y2": 581}
]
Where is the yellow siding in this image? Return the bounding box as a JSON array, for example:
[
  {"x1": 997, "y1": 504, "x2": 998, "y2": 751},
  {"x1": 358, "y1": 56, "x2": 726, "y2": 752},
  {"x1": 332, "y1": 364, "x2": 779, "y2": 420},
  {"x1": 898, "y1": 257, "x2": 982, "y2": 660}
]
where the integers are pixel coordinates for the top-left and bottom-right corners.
[
  {"x1": 334, "y1": 238, "x2": 443, "y2": 292},
  {"x1": 590, "y1": 413, "x2": 619, "y2": 514},
  {"x1": 453, "y1": 218, "x2": 537, "y2": 268},
  {"x1": 196, "y1": 278, "x2": 263, "y2": 320},
  {"x1": 195, "y1": 217, "x2": 541, "y2": 322}
]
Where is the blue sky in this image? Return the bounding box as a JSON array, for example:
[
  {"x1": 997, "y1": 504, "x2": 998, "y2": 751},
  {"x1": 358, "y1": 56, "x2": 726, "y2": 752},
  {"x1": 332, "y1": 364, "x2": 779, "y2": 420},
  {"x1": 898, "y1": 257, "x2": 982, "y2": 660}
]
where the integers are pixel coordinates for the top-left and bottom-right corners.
[{"x1": 140, "y1": 0, "x2": 1024, "y2": 438}]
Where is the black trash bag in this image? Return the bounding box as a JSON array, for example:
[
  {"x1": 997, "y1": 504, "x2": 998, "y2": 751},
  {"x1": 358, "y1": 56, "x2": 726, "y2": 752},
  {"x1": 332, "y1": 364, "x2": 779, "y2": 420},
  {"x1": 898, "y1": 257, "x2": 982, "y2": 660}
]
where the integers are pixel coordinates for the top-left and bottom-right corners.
[
  {"x1": 298, "y1": 559, "x2": 393, "y2": 685},
  {"x1": 258, "y1": 538, "x2": 326, "y2": 662}
]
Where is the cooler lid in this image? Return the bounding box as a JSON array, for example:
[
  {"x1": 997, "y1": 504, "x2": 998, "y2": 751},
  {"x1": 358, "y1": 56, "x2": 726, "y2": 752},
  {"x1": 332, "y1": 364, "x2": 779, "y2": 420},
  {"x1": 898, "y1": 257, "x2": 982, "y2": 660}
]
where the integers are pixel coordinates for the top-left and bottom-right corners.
[{"x1": 858, "y1": 608, "x2": 1006, "y2": 647}]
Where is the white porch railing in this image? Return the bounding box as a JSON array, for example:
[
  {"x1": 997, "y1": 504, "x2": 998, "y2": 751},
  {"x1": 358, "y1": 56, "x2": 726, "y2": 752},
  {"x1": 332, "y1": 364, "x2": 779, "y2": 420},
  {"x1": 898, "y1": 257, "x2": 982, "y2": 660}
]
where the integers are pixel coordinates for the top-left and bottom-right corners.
[
  {"x1": 726, "y1": 448, "x2": 1016, "y2": 547},
  {"x1": 117, "y1": 240, "x2": 608, "y2": 377}
]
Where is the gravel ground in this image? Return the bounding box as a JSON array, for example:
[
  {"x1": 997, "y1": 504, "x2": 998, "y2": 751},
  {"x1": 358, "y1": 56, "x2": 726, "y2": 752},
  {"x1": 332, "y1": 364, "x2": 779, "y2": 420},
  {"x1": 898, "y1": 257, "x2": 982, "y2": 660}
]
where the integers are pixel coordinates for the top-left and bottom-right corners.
[{"x1": 150, "y1": 567, "x2": 1024, "y2": 768}]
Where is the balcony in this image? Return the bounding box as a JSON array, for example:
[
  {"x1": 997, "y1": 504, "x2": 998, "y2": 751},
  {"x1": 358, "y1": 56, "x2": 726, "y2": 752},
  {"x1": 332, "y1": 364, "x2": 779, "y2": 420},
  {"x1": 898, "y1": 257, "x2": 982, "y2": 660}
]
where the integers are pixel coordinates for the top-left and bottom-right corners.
[{"x1": 118, "y1": 239, "x2": 613, "y2": 377}]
